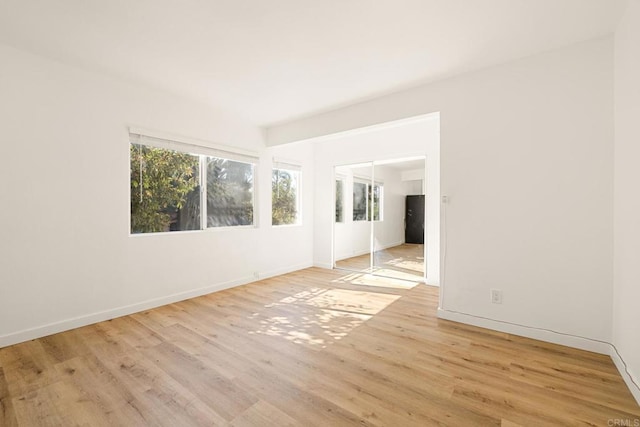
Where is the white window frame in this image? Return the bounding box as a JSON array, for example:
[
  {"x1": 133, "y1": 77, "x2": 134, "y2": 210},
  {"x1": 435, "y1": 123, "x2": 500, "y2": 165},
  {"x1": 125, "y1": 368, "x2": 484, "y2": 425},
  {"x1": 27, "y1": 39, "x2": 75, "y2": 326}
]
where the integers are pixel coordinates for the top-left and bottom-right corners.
[
  {"x1": 272, "y1": 160, "x2": 302, "y2": 227},
  {"x1": 352, "y1": 177, "x2": 384, "y2": 222},
  {"x1": 129, "y1": 128, "x2": 259, "y2": 235}
]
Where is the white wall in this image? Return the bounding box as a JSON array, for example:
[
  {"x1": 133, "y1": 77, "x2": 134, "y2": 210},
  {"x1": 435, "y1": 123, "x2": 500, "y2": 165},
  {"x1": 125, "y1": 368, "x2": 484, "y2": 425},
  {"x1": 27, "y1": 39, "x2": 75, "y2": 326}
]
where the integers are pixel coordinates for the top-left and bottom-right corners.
[
  {"x1": 373, "y1": 165, "x2": 406, "y2": 253},
  {"x1": 401, "y1": 169, "x2": 425, "y2": 196},
  {"x1": 311, "y1": 117, "x2": 440, "y2": 285},
  {"x1": 613, "y1": 0, "x2": 640, "y2": 403},
  {"x1": 269, "y1": 38, "x2": 614, "y2": 350},
  {"x1": 0, "y1": 45, "x2": 314, "y2": 347}
]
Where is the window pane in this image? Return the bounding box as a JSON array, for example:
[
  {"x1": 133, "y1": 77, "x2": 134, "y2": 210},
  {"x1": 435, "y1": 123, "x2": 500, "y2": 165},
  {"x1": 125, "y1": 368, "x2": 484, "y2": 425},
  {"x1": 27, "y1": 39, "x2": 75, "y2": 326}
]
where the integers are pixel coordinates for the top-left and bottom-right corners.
[
  {"x1": 130, "y1": 143, "x2": 200, "y2": 233},
  {"x1": 353, "y1": 182, "x2": 367, "y2": 221},
  {"x1": 368, "y1": 184, "x2": 382, "y2": 221},
  {"x1": 335, "y1": 180, "x2": 344, "y2": 222},
  {"x1": 207, "y1": 157, "x2": 254, "y2": 227},
  {"x1": 272, "y1": 168, "x2": 300, "y2": 225}
]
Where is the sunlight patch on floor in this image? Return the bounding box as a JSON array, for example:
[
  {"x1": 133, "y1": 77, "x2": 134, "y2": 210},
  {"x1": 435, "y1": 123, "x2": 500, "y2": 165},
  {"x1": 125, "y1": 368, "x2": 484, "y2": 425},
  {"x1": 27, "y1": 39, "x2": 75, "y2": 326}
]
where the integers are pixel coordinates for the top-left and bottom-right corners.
[
  {"x1": 247, "y1": 286, "x2": 401, "y2": 348},
  {"x1": 249, "y1": 308, "x2": 370, "y2": 347},
  {"x1": 305, "y1": 288, "x2": 400, "y2": 315},
  {"x1": 384, "y1": 258, "x2": 424, "y2": 274},
  {"x1": 333, "y1": 271, "x2": 419, "y2": 289},
  {"x1": 370, "y1": 268, "x2": 423, "y2": 282}
]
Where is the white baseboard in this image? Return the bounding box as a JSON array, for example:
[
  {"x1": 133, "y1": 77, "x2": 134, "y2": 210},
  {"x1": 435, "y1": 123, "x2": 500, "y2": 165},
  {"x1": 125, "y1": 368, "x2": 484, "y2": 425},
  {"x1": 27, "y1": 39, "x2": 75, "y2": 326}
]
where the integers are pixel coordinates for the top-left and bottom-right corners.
[
  {"x1": 437, "y1": 308, "x2": 640, "y2": 405},
  {"x1": 257, "y1": 262, "x2": 314, "y2": 281},
  {"x1": 0, "y1": 262, "x2": 313, "y2": 349},
  {"x1": 610, "y1": 346, "x2": 640, "y2": 405},
  {"x1": 376, "y1": 240, "x2": 406, "y2": 251},
  {"x1": 313, "y1": 262, "x2": 334, "y2": 269},
  {"x1": 335, "y1": 240, "x2": 406, "y2": 262},
  {"x1": 335, "y1": 248, "x2": 370, "y2": 261},
  {"x1": 436, "y1": 308, "x2": 610, "y2": 354}
]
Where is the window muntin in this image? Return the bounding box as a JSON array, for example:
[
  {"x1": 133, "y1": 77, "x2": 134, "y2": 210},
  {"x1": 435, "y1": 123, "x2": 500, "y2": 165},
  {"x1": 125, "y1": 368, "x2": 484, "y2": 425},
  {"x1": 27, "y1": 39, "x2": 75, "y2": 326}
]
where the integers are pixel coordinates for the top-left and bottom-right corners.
[
  {"x1": 130, "y1": 141, "x2": 256, "y2": 234},
  {"x1": 272, "y1": 168, "x2": 301, "y2": 226}
]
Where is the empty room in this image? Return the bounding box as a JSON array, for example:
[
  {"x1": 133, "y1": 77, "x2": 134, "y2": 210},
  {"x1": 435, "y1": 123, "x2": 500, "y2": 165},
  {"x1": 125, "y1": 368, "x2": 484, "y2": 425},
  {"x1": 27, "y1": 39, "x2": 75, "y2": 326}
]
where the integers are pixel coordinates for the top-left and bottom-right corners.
[{"x1": 1, "y1": 0, "x2": 639, "y2": 425}]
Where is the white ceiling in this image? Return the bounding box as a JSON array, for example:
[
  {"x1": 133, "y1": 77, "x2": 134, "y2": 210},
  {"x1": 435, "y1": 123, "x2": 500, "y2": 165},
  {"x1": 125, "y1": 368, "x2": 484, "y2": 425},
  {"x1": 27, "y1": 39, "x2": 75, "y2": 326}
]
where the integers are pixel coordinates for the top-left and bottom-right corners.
[{"x1": 0, "y1": 0, "x2": 627, "y2": 127}]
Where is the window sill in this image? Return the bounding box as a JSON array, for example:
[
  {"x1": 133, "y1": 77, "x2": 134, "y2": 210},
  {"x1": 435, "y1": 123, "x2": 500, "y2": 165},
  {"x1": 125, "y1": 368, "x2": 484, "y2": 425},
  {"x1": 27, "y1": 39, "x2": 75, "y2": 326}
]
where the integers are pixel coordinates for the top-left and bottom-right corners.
[
  {"x1": 129, "y1": 224, "x2": 257, "y2": 236},
  {"x1": 272, "y1": 223, "x2": 302, "y2": 228}
]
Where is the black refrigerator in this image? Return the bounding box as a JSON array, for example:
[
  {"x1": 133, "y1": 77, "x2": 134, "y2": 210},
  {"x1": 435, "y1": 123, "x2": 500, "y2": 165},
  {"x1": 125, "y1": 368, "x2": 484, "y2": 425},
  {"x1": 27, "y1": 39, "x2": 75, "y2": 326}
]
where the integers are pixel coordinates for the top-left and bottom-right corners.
[{"x1": 405, "y1": 195, "x2": 425, "y2": 244}]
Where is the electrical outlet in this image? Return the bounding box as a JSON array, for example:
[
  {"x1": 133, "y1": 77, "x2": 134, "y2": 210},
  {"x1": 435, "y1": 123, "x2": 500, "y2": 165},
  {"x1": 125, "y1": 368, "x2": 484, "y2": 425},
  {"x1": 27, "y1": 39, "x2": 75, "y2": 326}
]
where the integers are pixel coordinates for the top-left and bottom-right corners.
[{"x1": 491, "y1": 289, "x2": 502, "y2": 304}]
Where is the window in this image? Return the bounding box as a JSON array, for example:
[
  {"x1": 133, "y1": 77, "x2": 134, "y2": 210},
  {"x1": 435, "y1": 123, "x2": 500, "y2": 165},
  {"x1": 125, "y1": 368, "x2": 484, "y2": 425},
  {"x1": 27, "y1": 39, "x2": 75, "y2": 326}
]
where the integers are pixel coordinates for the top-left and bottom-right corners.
[
  {"x1": 352, "y1": 180, "x2": 383, "y2": 222},
  {"x1": 272, "y1": 167, "x2": 301, "y2": 226},
  {"x1": 206, "y1": 157, "x2": 254, "y2": 227},
  {"x1": 353, "y1": 181, "x2": 367, "y2": 221},
  {"x1": 130, "y1": 132, "x2": 257, "y2": 234},
  {"x1": 335, "y1": 179, "x2": 344, "y2": 223},
  {"x1": 130, "y1": 144, "x2": 201, "y2": 233},
  {"x1": 368, "y1": 183, "x2": 383, "y2": 221}
]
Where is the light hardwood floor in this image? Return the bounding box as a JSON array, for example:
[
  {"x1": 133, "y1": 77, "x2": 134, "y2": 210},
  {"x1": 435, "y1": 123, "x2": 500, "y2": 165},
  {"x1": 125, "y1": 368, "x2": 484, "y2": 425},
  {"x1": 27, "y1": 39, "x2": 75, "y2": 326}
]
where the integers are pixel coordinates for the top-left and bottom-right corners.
[
  {"x1": 336, "y1": 243, "x2": 425, "y2": 281},
  {"x1": 1, "y1": 267, "x2": 638, "y2": 426}
]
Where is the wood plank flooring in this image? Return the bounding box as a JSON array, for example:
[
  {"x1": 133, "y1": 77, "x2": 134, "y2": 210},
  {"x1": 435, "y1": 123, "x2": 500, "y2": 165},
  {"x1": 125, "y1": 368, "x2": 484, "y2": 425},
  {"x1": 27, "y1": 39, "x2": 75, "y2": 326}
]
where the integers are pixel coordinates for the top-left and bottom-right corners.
[
  {"x1": 336, "y1": 243, "x2": 425, "y2": 281},
  {"x1": 1, "y1": 267, "x2": 638, "y2": 426}
]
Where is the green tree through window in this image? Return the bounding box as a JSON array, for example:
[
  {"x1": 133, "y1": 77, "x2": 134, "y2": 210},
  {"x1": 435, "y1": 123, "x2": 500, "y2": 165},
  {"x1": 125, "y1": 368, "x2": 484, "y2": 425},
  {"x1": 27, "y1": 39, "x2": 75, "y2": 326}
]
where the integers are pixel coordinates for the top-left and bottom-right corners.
[
  {"x1": 130, "y1": 142, "x2": 256, "y2": 233},
  {"x1": 368, "y1": 183, "x2": 382, "y2": 221},
  {"x1": 272, "y1": 168, "x2": 300, "y2": 225},
  {"x1": 130, "y1": 144, "x2": 200, "y2": 233},
  {"x1": 205, "y1": 158, "x2": 254, "y2": 227},
  {"x1": 353, "y1": 182, "x2": 367, "y2": 221}
]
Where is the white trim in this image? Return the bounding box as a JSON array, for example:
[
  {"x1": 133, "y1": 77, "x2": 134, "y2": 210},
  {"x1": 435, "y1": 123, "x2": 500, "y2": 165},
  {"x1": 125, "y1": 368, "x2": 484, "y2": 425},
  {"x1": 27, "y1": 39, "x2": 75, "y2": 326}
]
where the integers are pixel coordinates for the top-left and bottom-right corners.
[
  {"x1": 314, "y1": 262, "x2": 334, "y2": 269},
  {"x1": 273, "y1": 112, "x2": 440, "y2": 145},
  {"x1": 344, "y1": 162, "x2": 373, "y2": 169},
  {"x1": 272, "y1": 223, "x2": 303, "y2": 229},
  {"x1": 353, "y1": 175, "x2": 371, "y2": 183},
  {"x1": 610, "y1": 347, "x2": 640, "y2": 405},
  {"x1": 335, "y1": 247, "x2": 373, "y2": 261},
  {"x1": 373, "y1": 156, "x2": 426, "y2": 166},
  {"x1": 0, "y1": 262, "x2": 312, "y2": 349},
  {"x1": 334, "y1": 240, "x2": 405, "y2": 262},
  {"x1": 129, "y1": 126, "x2": 259, "y2": 163},
  {"x1": 258, "y1": 262, "x2": 313, "y2": 281},
  {"x1": 373, "y1": 240, "x2": 405, "y2": 253},
  {"x1": 436, "y1": 308, "x2": 611, "y2": 354},
  {"x1": 129, "y1": 223, "x2": 259, "y2": 237},
  {"x1": 272, "y1": 157, "x2": 302, "y2": 171},
  {"x1": 437, "y1": 307, "x2": 639, "y2": 404}
]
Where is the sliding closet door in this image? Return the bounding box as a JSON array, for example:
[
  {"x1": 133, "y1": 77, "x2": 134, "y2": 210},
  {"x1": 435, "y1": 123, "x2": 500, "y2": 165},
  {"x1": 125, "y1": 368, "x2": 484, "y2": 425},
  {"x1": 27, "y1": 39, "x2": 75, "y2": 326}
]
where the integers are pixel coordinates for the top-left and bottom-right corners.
[
  {"x1": 333, "y1": 158, "x2": 426, "y2": 282},
  {"x1": 372, "y1": 158, "x2": 426, "y2": 281},
  {"x1": 371, "y1": 162, "x2": 387, "y2": 276},
  {"x1": 334, "y1": 163, "x2": 373, "y2": 272}
]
